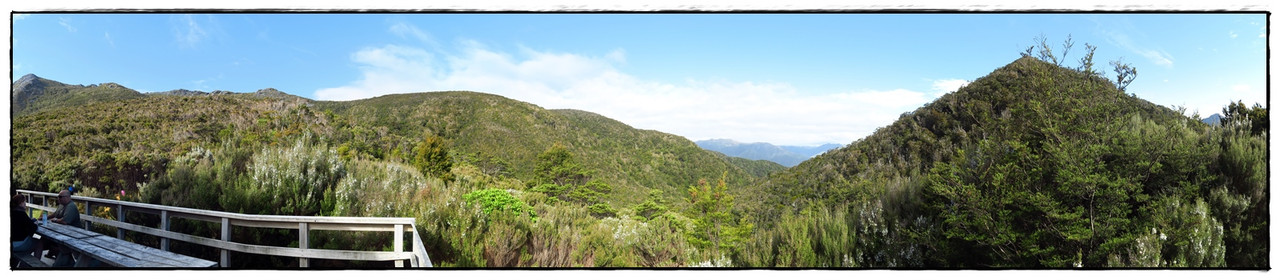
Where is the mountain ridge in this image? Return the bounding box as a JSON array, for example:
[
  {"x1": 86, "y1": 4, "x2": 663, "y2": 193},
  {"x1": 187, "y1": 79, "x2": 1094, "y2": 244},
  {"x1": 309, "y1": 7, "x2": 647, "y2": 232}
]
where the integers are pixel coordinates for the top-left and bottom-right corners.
[
  {"x1": 11, "y1": 73, "x2": 144, "y2": 117},
  {"x1": 695, "y1": 138, "x2": 840, "y2": 167},
  {"x1": 11, "y1": 54, "x2": 1266, "y2": 268},
  {"x1": 12, "y1": 76, "x2": 770, "y2": 209}
]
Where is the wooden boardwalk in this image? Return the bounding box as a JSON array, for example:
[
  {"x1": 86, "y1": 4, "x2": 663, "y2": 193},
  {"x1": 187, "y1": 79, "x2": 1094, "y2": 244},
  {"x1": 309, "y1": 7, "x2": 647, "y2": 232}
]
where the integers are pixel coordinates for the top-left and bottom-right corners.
[{"x1": 17, "y1": 190, "x2": 432, "y2": 268}]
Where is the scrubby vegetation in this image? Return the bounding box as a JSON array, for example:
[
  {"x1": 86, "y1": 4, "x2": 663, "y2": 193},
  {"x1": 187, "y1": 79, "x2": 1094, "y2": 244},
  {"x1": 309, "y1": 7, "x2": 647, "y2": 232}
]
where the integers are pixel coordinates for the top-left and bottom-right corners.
[
  {"x1": 750, "y1": 39, "x2": 1268, "y2": 268},
  {"x1": 10, "y1": 80, "x2": 756, "y2": 267},
  {"x1": 9, "y1": 35, "x2": 1266, "y2": 268}
]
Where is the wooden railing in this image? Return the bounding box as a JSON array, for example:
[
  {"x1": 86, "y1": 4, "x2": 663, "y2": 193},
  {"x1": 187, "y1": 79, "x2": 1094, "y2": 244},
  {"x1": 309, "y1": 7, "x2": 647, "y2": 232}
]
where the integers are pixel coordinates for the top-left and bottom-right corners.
[{"x1": 18, "y1": 190, "x2": 432, "y2": 268}]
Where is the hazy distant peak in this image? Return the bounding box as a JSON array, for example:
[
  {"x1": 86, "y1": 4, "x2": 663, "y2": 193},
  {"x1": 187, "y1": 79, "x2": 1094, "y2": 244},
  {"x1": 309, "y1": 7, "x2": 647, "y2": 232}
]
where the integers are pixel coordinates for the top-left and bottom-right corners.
[
  {"x1": 1202, "y1": 113, "x2": 1223, "y2": 125},
  {"x1": 696, "y1": 139, "x2": 842, "y2": 167}
]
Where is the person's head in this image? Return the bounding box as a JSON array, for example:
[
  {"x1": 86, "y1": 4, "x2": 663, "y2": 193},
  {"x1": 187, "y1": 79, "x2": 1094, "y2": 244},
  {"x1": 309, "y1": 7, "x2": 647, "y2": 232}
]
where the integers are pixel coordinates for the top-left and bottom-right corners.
[
  {"x1": 11, "y1": 193, "x2": 27, "y2": 211},
  {"x1": 58, "y1": 190, "x2": 71, "y2": 205}
]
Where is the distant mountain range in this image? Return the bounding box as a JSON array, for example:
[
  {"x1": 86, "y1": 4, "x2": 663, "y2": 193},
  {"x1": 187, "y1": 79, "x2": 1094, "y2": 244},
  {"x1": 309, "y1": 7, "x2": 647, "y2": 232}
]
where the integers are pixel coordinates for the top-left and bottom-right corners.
[{"x1": 695, "y1": 139, "x2": 841, "y2": 167}]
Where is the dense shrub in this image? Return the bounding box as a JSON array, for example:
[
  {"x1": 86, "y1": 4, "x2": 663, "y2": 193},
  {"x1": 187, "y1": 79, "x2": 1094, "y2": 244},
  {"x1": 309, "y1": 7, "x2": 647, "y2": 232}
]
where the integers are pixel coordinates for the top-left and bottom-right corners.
[{"x1": 228, "y1": 135, "x2": 345, "y2": 216}]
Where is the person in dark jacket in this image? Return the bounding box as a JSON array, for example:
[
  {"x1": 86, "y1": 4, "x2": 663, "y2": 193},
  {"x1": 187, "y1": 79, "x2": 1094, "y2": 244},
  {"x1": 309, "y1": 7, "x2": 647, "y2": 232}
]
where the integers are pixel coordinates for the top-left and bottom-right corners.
[{"x1": 11, "y1": 193, "x2": 42, "y2": 258}]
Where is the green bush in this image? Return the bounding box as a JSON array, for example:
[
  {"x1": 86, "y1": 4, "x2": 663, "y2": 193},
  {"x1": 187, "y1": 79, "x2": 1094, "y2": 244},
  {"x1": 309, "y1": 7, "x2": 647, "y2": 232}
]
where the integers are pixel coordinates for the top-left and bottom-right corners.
[
  {"x1": 523, "y1": 204, "x2": 588, "y2": 267},
  {"x1": 411, "y1": 180, "x2": 487, "y2": 267},
  {"x1": 463, "y1": 188, "x2": 537, "y2": 221},
  {"x1": 233, "y1": 135, "x2": 346, "y2": 216},
  {"x1": 411, "y1": 134, "x2": 454, "y2": 183},
  {"x1": 631, "y1": 214, "x2": 694, "y2": 267}
]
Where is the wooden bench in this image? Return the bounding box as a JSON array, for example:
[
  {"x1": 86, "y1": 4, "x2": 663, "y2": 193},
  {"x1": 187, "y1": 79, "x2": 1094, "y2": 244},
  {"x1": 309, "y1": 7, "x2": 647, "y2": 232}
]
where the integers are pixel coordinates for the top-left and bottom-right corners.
[
  {"x1": 11, "y1": 252, "x2": 49, "y2": 268},
  {"x1": 37, "y1": 222, "x2": 217, "y2": 268}
]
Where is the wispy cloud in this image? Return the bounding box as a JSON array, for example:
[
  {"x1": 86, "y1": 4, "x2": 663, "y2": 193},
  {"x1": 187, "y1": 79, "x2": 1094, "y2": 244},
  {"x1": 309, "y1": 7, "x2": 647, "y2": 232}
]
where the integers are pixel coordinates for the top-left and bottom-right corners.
[
  {"x1": 13, "y1": 14, "x2": 28, "y2": 21},
  {"x1": 173, "y1": 15, "x2": 209, "y2": 49},
  {"x1": 316, "y1": 24, "x2": 957, "y2": 146},
  {"x1": 1095, "y1": 18, "x2": 1174, "y2": 68},
  {"x1": 390, "y1": 21, "x2": 434, "y2": 45},
  {"x1": 1229, "y1": 31, "x2": 1239, "y2": 39},
  {"x1": 104, "y1": 32, "x2": 115, "y2": 48},
  {"x1": 58, "y1": 17, "x2": 76, "y2": 32},
  {"x1": 1136, "y1": 49, "x2": 1174, "y2": 67}
]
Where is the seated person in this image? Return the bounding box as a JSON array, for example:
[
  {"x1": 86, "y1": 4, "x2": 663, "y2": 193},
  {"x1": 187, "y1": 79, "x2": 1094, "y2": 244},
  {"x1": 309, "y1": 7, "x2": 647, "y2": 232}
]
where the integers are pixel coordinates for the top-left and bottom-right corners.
[
  {"x1": 11, "y1": 194, "x2": 43, "y2": 261},
  {"x1": 48, "y1": 190, "x2": 82, "y2": 228},
  {"x1": 42, "y1": 190, "x2": 81, "y2": 267}
]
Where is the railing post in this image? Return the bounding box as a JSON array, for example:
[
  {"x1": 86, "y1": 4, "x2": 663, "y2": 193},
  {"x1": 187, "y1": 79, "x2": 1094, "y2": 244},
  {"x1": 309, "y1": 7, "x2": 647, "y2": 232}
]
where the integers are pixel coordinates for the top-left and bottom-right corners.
[
  {"x1": 394, "y1": 224, "x2": 404, "y2": 268},
  {"x1": 82, "y1": 200, "x2": 92, "y2": 230},
  {"x1": 299, "y1": 222, "x2": 309, "y2": 268},
  {"x1": 160, "y1": 210, "x2": 170, "y2": 251},
  {"x1": 221, "y1": 217, "x2": 231, "y2": 267},
  {"x1": 24, "y1": 193, "x2": 34, "y2": 218},
  {"x1": 117, "y1": 204, "x2": 126, "y2": 239}
]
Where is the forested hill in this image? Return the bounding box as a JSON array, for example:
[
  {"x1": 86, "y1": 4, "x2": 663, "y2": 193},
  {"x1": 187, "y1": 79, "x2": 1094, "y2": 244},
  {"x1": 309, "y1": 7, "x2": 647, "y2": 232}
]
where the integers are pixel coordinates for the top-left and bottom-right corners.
[
  {"x1": 10, "y1": 53, "x2": 1266, "y2": 268},
  {"x1": 11, "y1": 75, "x2": 783, "y2": 266},
  {"x1": 11, "y1": 77, "x2": 768, "y2": 206},
  {"x1": 743, "y1": 56, "x2": 1268, "y2": 268},
  {"x1": 312, "y1": 91, "x2": 765, "y2": 205}
]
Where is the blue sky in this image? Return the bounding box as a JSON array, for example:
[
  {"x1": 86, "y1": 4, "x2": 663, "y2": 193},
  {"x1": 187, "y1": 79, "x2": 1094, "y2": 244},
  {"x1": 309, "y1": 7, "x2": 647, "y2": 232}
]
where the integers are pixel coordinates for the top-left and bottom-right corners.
[{"x1": 10, "y1": 13, "x2": 1268, "y2": 146}]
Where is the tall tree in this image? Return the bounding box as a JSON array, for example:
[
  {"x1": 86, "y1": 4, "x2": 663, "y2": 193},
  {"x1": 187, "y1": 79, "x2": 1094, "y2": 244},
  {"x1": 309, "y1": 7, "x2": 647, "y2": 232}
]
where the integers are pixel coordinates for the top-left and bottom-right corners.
[
  {"x1": 1077, "y1": 43, "x2": 1098, "y2": 75},
  {"x1": 412, "y1": 134, "x2": 454, "y2": 183},
  {"x1": 1111, "y1": 58, "x2": 1138, "y2": 92},
  {"x1": 1221, "y1": 100, "x2": 1268, "y2": 136},
  {"x1": 686, "y1": 172, "x2": 753, "y2": 260},
  {"x1": 530, "y1": 143, "x2": 616, "y2": 217}
]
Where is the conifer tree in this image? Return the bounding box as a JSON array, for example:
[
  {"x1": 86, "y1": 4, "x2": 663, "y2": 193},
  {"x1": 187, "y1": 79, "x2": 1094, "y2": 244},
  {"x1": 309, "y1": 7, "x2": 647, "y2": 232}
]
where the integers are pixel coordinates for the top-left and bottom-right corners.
[{"x1": 412, "y1": 134, "x2": 454, "y2": 183}]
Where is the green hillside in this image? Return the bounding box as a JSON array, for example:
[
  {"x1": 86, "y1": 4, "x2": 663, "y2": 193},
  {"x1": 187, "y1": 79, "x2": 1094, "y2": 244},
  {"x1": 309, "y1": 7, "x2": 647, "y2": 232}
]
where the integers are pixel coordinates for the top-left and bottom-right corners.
[
  {"x1": 712, "y1": 152, "x2": 787, "y2": 178},
  {"x1": 743, "y1": 56, "x2": 1268, "y2": 268},
  {"x1": 313, "y1": 92, "x2": 764, "y2": 206},
  {"x1": 10, "y1": 79, "x2": 773, "y2": 267},
  {"x1": 9, "y1": 53, "x2": 1266, "y2": 268},
  {"x1": 11, "y1": 74, "x2": 145, "y2": 117},
  {"x1": 10, "y1": 92, "x2": 322, "y2": 193}
]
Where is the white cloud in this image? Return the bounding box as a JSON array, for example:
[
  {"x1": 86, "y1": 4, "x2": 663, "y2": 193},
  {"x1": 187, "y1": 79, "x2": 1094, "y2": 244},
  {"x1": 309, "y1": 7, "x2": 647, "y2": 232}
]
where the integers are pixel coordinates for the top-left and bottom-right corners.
[
  {"x1": 931, "y1": 79, "x2": 969, "y2": 95},
  {"x1": 390, "y1": 21, "x2": 434, "y2": 45},
  {"x1": 104, "y1": 32, "x2": 115, "y2": 48},
  {"x1": 173, "y1": 15, "x2": 209, "y2": 49},
  {"x1": 58, "y1": 17, "x2": 76, "y2": 32},
  {"x1": 1229, "y1": 31, "x2": 1238, "y2": 39},
  {"x1": 316, "y1": 24, "x2": 956, "y2": 146},
  {"x1": 315, "y1": 45, "x2": 437, "y2": 101},
  {"x1": 13, "y1": 14, "x2": 28, "y2": 21}
]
